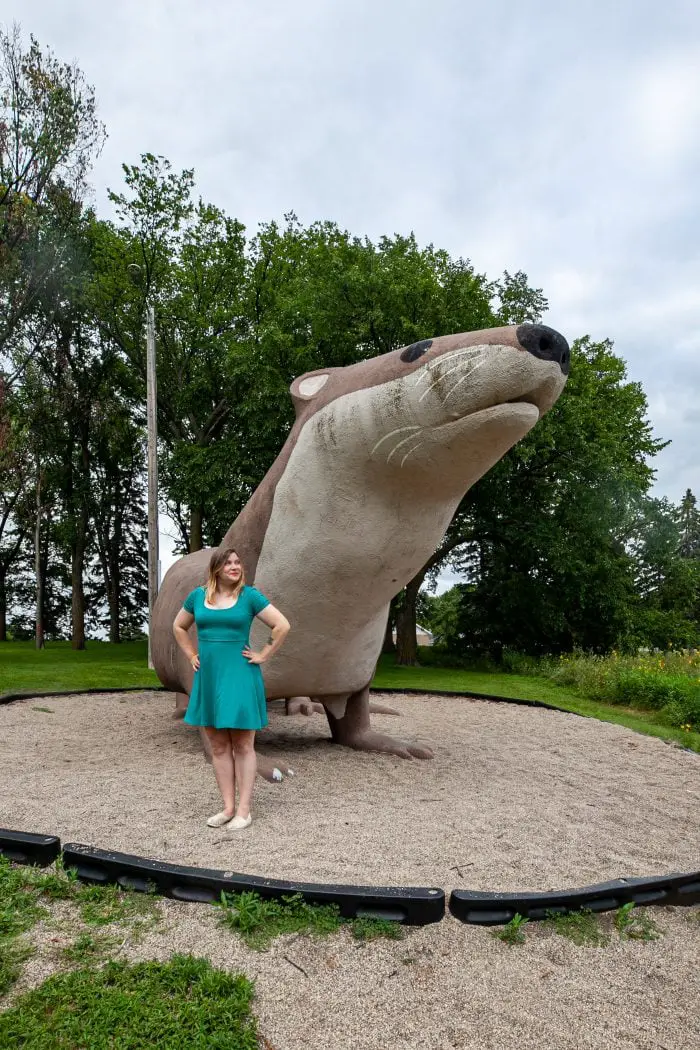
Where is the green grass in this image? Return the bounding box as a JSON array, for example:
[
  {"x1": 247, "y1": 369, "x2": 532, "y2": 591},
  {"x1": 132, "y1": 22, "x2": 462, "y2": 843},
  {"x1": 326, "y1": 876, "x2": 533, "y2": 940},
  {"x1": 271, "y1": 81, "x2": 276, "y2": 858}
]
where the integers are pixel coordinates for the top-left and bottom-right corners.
[
  {"x1": 75, "y1": 883, "x2": 160, "y2": 930},
  {"x1": 0, "y1": 937, "x2": 33, "y2": 996},
  {"x1": 0, "y1": 955, "x2": 258, "y2": 1049},
  {"x1": 216, "y1": 890, "x2": 404, "y2": 951},
  {"x1": 0, "y1": 639, "x2": 159, "y2": 696},
  {"x1": 0, "y1": 858, "x2": 163, "y2": 996},
  {"x1": 0, "y1": 857, "x2": 48, "y2": 941},
  {"x1": 373, "y1": 654, "x2": 700, "y2": 753},
  {"x1": 2, "y1": 640, "x2": 699, "y2": 754},
  {"x1": 60, "y1": 931, "x2": 121, "y2": 964}
]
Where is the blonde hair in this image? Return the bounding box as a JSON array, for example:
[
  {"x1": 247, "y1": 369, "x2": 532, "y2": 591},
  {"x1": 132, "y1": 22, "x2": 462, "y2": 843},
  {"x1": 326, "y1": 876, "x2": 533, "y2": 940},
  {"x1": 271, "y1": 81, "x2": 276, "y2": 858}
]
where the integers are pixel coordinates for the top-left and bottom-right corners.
[{"x1": 205, "y1": 546, "x2": 246, "y2": 605}]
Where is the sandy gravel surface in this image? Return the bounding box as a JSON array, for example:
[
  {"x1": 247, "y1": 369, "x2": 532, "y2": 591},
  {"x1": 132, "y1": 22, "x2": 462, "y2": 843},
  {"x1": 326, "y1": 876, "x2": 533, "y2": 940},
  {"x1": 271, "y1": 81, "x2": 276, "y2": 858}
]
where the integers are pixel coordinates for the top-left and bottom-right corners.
[
  {"x1": 4, "y1": 895, "x2": 700, "y2": 1050},
  {"x1": 1, "y1": 689, "x2": 699, "y2": 1049},
  {"x1": 0, "y1": 690, "x2": 697, "y2": 892}
]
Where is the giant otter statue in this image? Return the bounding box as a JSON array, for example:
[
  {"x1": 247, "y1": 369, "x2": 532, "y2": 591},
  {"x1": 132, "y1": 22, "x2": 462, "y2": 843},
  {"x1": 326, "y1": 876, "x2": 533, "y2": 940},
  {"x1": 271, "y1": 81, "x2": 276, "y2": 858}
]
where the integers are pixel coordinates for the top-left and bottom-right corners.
[{"x1": 152, "y1": 323, "x2": 570, "y2": 777}]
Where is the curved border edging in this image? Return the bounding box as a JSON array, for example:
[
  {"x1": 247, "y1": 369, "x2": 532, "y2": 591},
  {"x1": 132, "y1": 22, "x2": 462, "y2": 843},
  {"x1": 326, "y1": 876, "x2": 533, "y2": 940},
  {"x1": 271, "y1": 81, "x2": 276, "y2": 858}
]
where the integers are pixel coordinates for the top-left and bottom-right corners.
[
  {"x1": 2, "y1": 828, "x2": 699, "y2": 927},
  {"x1": 4, "y1": 686, "x2": 697, "y2": 758},
  {"x1": 0, "y1": 828, "x2": 61, "y2": 867},
  {"x1": 372, "y1": 687, "x2": 699, "y2": 756},
  {"x1": 372, "y1": 685, "x2": 563, "y2": 710},
  {"x1": 449, "y1": 871, "x2": 700, "y2": 925},
  {"x1": 0, "y1": 686, "x2": 168, "y2": 706},
  {"x1": 60, "y1": 843, "x2": 445, "y2": 925}
]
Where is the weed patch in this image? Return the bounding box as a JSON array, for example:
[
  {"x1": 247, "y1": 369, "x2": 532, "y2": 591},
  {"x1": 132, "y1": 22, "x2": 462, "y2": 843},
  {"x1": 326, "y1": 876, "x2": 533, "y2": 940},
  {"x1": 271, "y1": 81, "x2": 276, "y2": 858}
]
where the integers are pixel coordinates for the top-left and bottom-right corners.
[
  {"x1": 351, "y1": 916, "x2": 405, "y2": 942},
  {"x1": 216, "y1": 891, "x2": 405, "y2": 950},
  {"x1": 492, "y1": 913, "x2": 529, "y2": 946},
  {"x1": 75, "y1": 882, "x2": 160, "y2": 929},
  {"x1": 217, "y1": 891, "x2": 341, "y2": 950},
  {"x1": 544, "y1": 909, "x2": 609, "y2": 947},
  {"x1": 614, "y1": 902, "x2": 663, "y2": 941}
]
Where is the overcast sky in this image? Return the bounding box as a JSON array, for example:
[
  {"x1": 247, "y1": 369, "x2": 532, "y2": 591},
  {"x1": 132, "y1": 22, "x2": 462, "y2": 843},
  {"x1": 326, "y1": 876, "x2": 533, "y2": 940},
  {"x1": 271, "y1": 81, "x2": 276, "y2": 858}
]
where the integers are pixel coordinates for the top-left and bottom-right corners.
[{"x1": 10, "y1": 1, "x2": 700, "y2": 579}]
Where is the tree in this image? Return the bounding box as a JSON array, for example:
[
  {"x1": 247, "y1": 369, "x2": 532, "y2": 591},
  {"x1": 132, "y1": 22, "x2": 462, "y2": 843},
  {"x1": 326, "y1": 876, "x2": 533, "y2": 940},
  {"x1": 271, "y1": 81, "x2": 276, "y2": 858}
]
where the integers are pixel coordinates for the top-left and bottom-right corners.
[
  {"x1": 446, "y1": 338, "x2": 665, "y2": 657},
  {"x1": 91, "y1": 155, "x2": 252, "y2": 552},
  {"x1": 0, "y1": 388, "x2": 32, "y2": 639},
  {"x1": 627, "y1": 493, "x2": 700, "y2": 649},
  {"x1": 679, "y1": 489, "x2": 700, "y2": 560},
  {"x1": 87, "y1": 386, "x2": 148, "y2": 642},
  {"x1": 0, "y1": 25, "x2": 105, "y2": 381}
]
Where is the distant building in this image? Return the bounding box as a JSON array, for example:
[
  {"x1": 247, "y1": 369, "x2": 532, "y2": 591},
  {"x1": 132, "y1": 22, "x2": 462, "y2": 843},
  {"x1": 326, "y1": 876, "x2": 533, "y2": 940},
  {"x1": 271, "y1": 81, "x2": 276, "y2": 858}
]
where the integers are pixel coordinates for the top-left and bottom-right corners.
[{"x1": 392, "y1": 624, "x2": 434, "y2": 647}]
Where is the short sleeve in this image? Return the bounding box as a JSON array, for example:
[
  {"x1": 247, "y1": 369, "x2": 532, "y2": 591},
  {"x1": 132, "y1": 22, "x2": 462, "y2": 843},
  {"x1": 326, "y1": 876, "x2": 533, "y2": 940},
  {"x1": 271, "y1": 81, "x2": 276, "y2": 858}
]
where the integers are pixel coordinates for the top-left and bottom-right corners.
[
  {"x1": 182, "y1": 588, "x2": 200, "y2": 614},
  {"x1": 247, "y1": 586, "x2": 270, "y2": 616}
]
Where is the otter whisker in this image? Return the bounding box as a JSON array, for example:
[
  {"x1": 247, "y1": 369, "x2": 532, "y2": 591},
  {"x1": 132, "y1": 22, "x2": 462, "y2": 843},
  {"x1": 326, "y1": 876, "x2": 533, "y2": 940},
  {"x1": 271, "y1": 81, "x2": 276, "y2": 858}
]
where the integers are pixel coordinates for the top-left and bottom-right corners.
[
  {"x1": 387, "y1": 429, "x2": 426, "y2": 464},
  {"x1": 418, "y1": 355, "x2": 485, "y2": 403},
  {"x1": 370, "y1": 425, "x2": 420, "y2": 457},
  {"x1": 413, "y1": 346, "x2": 485, "y2": 387},
  {"x1": 399, "y1": 438, "x2": 425, "y2": 467},
  {"x1": 444, "y1": 359, "x2": 489, "y2": 401}
]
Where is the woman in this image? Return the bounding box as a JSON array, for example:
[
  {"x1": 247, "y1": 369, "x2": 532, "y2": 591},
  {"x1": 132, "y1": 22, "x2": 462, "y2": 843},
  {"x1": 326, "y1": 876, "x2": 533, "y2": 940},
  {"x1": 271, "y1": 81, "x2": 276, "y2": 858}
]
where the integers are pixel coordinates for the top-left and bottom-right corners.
[{"x1": 173, "y1": 546, "x2": 290, "y2": 830}]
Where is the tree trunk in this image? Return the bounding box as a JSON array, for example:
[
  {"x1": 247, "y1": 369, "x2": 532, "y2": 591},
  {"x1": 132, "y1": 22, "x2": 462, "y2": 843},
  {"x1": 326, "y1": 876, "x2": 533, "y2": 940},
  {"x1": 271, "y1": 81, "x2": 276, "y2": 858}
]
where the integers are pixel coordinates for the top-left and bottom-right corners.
[
  {"x1": 108, "y1": 529, "x2": 121, "y2": 644},
  {"x1": 70, "y1": 433, "x2": 90, "y2": 650},
  {"x1": 108, "y1": 582, "x2": 121, "y2": 643},
  {"x1": 190, "y1": 505, "x2": 204, "y2": 552},
  {"x1": 0, "y1": 567, "x2": 6, "y2": 642},
  {"x1": 35, "y1": 461, "x2": 45, "y2": 650},
  {"x1": 381, "y1": 600, "x2": 396, "y2": 653},
  {"x1": 71, "y1": 529, "x2": 87, "y2": 649},
  {"x1": 395, "y1": 573, "x2": 426, "y2": 666}
]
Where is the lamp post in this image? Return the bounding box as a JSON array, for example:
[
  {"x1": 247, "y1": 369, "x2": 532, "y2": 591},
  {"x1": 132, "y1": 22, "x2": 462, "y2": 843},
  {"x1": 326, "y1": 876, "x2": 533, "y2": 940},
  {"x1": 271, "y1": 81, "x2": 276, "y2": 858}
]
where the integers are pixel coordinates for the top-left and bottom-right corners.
[
  {"x1": 129, "y1": 266, "x2": 159, "y2": 669},
  {"x1": 145, "y1": 301, "x2": 159, "y2": 670}
]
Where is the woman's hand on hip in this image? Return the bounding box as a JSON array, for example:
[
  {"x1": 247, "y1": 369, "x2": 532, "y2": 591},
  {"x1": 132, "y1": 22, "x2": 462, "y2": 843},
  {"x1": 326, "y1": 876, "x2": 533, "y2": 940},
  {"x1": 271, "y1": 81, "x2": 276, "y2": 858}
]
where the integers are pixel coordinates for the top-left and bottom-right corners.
[
  {"x1": 190, "y1": 654, "x2": 200, "y2": 671},
  {"x1": 242, "y1": 647, "x2": 266, "y2": 665}
]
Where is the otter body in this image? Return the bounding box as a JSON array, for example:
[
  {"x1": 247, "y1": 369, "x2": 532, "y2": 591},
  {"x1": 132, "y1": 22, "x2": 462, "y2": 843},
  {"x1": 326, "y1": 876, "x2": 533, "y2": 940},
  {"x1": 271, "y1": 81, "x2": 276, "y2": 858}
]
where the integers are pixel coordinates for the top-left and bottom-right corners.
[{"x1": 152, "y1": 323, "x2": 569, "y2": 763}]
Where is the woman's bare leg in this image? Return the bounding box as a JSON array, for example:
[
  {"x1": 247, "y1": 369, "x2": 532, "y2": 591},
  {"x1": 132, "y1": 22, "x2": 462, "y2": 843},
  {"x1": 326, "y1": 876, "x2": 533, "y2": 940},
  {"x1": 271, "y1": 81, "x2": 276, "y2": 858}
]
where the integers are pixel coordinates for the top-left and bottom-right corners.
[
  {"x1": 203, "y1": 727, "x2": 236, "y2": 816},
  {"x1": 230, "y1": 729, "x2": 256, "y2": 819}
]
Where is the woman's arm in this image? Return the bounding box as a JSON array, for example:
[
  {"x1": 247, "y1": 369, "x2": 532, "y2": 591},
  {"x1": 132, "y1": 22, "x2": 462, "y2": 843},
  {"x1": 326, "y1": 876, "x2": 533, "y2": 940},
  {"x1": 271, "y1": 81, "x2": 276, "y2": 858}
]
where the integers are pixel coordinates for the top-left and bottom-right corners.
[
  {"x1": 173, "y1": 608, "x2": 200, "y2": 670},
  {"x1": 243, "y1": 604, "x2": 290, "y2": 665}
]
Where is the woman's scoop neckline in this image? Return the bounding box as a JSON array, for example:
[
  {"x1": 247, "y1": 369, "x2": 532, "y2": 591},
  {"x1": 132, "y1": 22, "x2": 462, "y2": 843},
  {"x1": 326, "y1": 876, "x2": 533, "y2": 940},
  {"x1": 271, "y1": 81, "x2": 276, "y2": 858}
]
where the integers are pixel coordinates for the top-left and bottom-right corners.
[{"x1": 202, "y1": 586, "x2": 243, "y2": 611}]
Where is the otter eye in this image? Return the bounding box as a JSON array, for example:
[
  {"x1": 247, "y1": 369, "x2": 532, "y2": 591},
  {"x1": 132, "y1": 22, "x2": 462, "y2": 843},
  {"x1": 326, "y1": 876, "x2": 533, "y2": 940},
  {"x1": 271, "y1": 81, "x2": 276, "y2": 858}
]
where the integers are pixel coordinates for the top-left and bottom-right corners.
[{"x1": 400, "y1": 339, "x2": 432, "y2": 363}]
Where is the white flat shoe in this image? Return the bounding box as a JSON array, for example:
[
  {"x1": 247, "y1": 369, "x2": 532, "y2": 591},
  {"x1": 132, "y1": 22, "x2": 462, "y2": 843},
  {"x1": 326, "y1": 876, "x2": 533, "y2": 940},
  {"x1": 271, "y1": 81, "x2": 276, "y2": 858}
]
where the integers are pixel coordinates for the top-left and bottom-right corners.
[
  {"x1": 207, "y1": 811, "x2": 235, "y2": 828},
  {"x1": 227, "y1": 814, "x2": 252, "y2": 831}
]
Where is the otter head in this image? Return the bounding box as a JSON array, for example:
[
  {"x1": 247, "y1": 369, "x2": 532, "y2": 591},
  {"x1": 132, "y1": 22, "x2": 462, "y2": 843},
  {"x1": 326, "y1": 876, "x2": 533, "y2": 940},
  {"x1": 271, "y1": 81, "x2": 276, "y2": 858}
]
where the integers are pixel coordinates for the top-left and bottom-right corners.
[{"x1": 288, "y1": 323, "x2": 569, "y2": 500}]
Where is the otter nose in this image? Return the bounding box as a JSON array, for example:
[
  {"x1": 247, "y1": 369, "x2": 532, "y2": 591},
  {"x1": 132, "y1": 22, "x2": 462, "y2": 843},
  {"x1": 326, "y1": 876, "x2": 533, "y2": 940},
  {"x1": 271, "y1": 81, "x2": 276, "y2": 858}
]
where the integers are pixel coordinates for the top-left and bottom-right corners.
[{"x1": 516, "y1": 323, "x2": 570, "y2": 375}]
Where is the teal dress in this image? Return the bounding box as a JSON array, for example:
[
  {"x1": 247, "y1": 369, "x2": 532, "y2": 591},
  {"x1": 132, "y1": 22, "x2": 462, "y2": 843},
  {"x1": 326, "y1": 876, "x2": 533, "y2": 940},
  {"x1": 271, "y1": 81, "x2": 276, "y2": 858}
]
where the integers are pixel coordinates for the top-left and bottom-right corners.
[{"x1": 182, "y1": 585, "x2": 270, "y2": 730}]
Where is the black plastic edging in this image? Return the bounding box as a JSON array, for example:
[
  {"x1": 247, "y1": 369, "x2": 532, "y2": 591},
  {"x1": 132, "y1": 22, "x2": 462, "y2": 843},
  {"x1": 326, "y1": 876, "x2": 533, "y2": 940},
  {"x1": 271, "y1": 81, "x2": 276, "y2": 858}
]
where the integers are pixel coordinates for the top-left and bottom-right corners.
[
  {"x1": 0, "y1": 686, "x2": 167, "y2": 706},
  {"x1": 372, "y1": 686, "x2": 576, "y2": 713},
  {"x1": 4, "y1": 828, "x2": 699, "y2": 926},
  {"x1": 61, "y1": 843, "x2": 445, "y2": 926},
  {"x1": 372, "y1": 688, "x2": 699, "y2": 755},
  {"x1": 450, "y1": 870, "x2": 700, "y2": 925},
  {"x1": 0, "y1": 828, "x2": 61, "y2": 867}
]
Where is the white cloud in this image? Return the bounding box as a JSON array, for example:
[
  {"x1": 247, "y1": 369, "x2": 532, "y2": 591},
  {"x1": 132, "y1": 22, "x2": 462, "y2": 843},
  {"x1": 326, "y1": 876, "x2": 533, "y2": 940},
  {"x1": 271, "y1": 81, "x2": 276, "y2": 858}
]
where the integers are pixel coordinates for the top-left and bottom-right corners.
[
  {"x1": 629, "y1": 50, "x2": 700, "y2": 169},
  {"x1": 8, "y1": 0, "x2": 700, "y2": 529}
]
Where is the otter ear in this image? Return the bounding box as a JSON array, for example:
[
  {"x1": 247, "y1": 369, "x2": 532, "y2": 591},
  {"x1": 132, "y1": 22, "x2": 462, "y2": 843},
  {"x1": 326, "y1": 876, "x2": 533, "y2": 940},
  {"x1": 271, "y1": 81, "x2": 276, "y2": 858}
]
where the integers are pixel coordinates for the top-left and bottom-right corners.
[{"x1": 290, "y1": 371, "x2": 331, "y2": 416}]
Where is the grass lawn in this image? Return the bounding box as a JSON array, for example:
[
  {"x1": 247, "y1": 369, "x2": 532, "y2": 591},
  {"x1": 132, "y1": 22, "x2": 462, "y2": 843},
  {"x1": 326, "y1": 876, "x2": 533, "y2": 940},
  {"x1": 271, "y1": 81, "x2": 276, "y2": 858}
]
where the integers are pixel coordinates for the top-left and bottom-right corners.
[
  {"x1": 0, "y1": 639, "x2": 160, "y2": 695},
  {"x1": 1, "y1": 640, "x2": 698, "y2": 754}
]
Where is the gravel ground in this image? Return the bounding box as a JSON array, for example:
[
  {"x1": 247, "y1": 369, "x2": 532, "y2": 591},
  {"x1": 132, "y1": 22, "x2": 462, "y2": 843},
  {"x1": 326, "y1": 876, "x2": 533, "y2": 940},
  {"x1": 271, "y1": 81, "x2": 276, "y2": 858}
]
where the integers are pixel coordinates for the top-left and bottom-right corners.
[
  {"x1": 0, "y1": 690, "x2": 697, "y2": 891},
  {"x1": 3, "y1": 896, "x2": 700, "y2": 1050},
  {"x1": 1, "y1": 689, "x2": 699, "y2": 1049}
]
